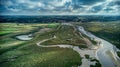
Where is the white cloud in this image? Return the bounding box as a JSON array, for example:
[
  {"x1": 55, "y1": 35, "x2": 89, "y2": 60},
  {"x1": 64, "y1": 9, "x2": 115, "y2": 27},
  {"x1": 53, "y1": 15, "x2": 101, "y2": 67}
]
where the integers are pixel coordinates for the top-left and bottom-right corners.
[
  {"x1": 28, "y1": 2, "x2": 45, "y2": 9},
  {"x1": 7, "y1": 8, "x2": 21, "y2": 12}
]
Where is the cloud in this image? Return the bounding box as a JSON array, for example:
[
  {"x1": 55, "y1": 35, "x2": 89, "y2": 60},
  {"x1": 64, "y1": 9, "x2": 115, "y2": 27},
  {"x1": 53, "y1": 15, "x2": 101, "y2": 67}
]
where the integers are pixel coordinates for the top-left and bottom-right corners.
[
  {"x1": 72, "y1": 0, "x2": 105, "y2": 5},
  {"x1": 0, "y1": 0, "x2": 119, "y2": 15}
]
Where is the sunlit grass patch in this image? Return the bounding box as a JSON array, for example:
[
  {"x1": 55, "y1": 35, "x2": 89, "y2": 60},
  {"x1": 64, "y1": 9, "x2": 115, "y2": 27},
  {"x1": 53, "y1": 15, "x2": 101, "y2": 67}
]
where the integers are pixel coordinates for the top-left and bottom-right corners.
[
  {"x1": 41, "y1": 25, "x2": 86, "y2": 47},
  {"x1": 1, "y1": 44, "x2": 82, "y2": 67}
]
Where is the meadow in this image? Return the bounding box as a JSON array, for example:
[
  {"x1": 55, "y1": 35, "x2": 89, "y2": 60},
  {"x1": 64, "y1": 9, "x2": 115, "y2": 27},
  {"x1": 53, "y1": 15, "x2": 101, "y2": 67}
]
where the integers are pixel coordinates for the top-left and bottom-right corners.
[
  {"x1": 41, "y1": 24, "x2": 87, "y2": 48},
  {"x1": 0, "y1": 23, "x2": 82, "y2": 67}
]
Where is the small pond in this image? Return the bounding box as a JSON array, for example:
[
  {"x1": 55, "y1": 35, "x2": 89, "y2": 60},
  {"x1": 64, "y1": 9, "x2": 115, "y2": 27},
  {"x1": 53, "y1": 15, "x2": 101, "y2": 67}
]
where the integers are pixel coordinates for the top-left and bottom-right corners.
[{"x1": 16, "y1": 34, "x2": 33, "y2": 41}]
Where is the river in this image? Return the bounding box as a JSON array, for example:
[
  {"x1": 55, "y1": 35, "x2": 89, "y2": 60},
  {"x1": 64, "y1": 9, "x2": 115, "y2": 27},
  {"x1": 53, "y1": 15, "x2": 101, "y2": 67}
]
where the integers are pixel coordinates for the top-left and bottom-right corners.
[{"x1": 78, "y1": 26, "x2": 120, "y2": 67}]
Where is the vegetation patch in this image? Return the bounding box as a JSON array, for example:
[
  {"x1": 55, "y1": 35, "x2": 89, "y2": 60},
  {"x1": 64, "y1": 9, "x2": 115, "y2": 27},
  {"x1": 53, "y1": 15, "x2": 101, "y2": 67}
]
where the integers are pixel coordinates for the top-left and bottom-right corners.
[
  {"x1": 117, "y1": 51, "x2": 120, "y2": 58},
  {"x1": 85, "y1": 54, "x2": 90, "y2": 59},
  {"x1": 83, "y1": 54, "x2": 101, "y2": 67},
  {"x1": 90, "y1": 59, "x2": 102, "y2": 67}
]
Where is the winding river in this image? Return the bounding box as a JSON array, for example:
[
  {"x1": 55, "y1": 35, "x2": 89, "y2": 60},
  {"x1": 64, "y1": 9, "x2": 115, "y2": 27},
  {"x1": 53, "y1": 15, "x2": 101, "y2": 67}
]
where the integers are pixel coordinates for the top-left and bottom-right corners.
[{"x1": 78, "y1": 26, "x2": 120, "y2": 67}]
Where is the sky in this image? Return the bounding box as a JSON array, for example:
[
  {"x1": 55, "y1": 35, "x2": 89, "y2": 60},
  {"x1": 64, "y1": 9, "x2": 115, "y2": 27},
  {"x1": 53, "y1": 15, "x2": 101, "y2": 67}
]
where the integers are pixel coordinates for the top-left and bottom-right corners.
[{"x1": 0, "y1": 0, "x2": 120, "y2": 15}]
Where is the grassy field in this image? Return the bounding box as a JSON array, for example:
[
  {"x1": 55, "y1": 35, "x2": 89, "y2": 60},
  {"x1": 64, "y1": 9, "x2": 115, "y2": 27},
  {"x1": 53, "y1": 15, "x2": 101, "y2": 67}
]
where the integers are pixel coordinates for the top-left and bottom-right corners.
[
  {"x1": 0, "y1": 23, "x2": 82, "y2": 67},
  {"x1": 41, "y1": 25, "x2": 87, "y2": 48},
  {"x1": 75, "y1": 21, "x2": 120, "y2": 49},
  {"x1": 0, "y1": 23, "x2": 59, "y2": 54},
  {"x1": 0, "y1": 44, "x2": 82, "y2": 67}
]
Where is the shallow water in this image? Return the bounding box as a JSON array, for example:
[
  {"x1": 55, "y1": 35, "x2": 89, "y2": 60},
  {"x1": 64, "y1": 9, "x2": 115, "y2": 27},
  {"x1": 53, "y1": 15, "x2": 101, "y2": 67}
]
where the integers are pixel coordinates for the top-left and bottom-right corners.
[
  {"x1": 16, "y1": 34, "x2": 33, "y2": 40},
  {"x1": 78, "y1": 26, "x2": 118, "y2": 67}
]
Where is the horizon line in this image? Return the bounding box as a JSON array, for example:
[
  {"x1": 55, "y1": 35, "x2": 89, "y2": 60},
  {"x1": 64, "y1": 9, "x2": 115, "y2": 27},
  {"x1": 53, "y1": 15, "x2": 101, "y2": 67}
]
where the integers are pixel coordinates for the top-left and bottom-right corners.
[{"x1": 0, "y1": 14, "x2": 120, "y2": 16}]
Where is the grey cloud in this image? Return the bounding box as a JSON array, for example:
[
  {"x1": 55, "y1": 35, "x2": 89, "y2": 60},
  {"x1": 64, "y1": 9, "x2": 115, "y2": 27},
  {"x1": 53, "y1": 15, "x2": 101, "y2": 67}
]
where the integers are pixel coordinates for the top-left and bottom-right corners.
[{"x1": 0, "y1": 0, "x2": 119, "y2": 15}]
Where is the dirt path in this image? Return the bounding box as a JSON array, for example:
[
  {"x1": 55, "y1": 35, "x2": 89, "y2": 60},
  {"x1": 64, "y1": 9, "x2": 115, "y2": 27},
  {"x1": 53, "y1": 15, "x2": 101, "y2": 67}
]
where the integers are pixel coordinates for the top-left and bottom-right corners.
[
  {"x1": 36, "y1": 36, "x2": 98, "y2": 67},
  {"x1": 36, "y1": 23, "x2": 99, "y2": 67}
]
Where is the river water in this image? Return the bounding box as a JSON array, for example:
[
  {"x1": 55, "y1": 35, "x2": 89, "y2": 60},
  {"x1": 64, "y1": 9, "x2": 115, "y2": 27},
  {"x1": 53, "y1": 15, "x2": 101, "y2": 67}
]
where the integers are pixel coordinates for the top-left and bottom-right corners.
[{"x1": 78, "y1": 26, "x2": 119, "y2": 67}]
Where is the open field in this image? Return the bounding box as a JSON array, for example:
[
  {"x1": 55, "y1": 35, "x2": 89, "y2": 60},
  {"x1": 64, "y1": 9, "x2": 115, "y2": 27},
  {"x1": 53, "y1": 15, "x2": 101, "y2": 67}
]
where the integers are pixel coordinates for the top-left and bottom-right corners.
[
  {"x1": 0, "y1": 23, "x2": 84, "y2": 67},
  {"x1": 41, "y1": 25, "x2": 88, "y2": 48},
  {"x1": 0, "y1": 45, "x2": 81, "y2": 67},
  {"x1": 0, "y1": 23, "x2": 59, "y2": 35},
  {"x1": 0, "y1": 23, "x2": 59, "y2": 54}
]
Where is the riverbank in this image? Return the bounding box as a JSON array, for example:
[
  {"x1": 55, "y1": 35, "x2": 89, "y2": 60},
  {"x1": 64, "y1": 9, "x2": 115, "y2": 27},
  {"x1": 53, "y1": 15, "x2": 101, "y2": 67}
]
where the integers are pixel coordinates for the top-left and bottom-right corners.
[
  {"x1": 76, "y1": 22, "x2": 120, "y2": 49},
  {"x1": 75, "y1": 22, "x2": 120, "y2": 67},
  {"x1": 36, "y1": 23, "x2": 101, "y2": 67},
  {"x1": 36, "y1": 35, "x2": 101, "y2": 67}
]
